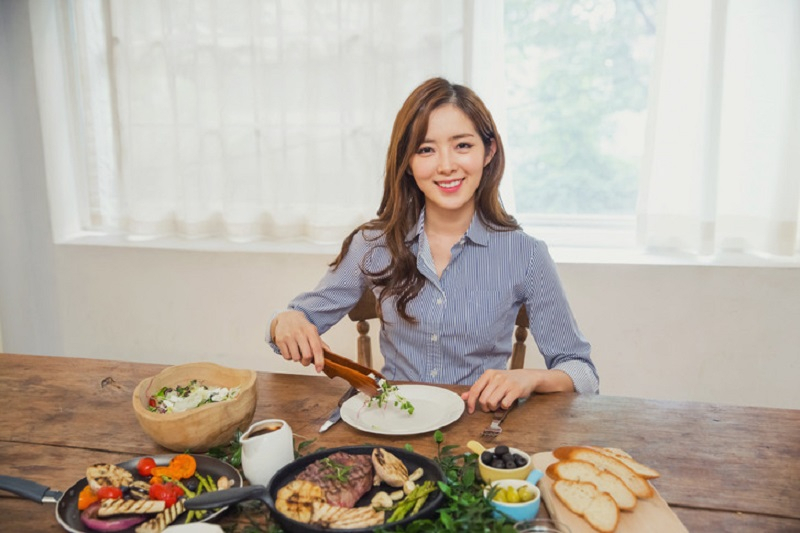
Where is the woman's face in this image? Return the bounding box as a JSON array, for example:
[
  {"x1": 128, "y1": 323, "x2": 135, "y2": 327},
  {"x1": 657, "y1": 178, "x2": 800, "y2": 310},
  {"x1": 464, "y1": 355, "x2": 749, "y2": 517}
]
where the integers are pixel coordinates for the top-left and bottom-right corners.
[{"x1": 409, "y1": 104, "x2": 495, "y2": 219}]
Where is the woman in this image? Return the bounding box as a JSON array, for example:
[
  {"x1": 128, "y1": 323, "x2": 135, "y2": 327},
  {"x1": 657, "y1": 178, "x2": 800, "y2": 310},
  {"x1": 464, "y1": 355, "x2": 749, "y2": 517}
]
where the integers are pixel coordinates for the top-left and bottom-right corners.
[{"x1": 269, "y1": 78, "x2": 598, "y2": 413}]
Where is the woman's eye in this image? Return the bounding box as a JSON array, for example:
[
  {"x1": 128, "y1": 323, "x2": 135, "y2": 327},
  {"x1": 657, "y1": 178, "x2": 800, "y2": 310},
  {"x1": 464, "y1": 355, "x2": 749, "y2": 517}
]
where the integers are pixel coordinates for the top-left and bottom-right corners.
[
  {"x1": 416, "y1": 146, "x2": 434, "y2": 155},
  {"x1": 456, "y1": 142, "x2": 474, "y2": 150}
]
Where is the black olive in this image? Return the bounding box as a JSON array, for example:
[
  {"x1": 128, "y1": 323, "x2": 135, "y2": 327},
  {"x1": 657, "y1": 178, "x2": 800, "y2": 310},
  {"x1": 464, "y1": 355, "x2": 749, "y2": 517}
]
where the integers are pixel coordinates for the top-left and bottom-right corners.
[
  {"x1": 494, "y1": 445, "x2": 510, "y2": 456},
  {"x1": 514, "y1": 454, "x2": 528, "y2": 467},
  {"x1": 491, "y1": 458, "x2": 505, "y2": 469},
  {"x1": 505, "y1": 460, "x2": 517, "y2": 469},
  {"x1": 481, "y1": 451, "x2": 495, "y2": 465},
  {"x1": 184, "y1": 477, "x2": 200, "y2": 492},
  {"x1": 501, "y1": 452, "x2": 514, "y2": 462}
]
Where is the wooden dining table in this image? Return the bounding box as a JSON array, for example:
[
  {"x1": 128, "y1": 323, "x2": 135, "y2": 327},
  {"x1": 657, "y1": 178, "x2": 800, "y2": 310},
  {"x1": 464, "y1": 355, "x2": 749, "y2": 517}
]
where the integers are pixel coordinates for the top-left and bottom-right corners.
[{"x1": 1, "y1": 352, "x2": 799, "y2": 532}]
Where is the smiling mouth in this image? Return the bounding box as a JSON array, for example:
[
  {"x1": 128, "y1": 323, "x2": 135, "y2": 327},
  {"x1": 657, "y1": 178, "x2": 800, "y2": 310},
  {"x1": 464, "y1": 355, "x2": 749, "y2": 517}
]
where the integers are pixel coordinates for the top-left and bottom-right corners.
[{"x1": 436, "y1": 178, "x2": 464, "y2": 189}]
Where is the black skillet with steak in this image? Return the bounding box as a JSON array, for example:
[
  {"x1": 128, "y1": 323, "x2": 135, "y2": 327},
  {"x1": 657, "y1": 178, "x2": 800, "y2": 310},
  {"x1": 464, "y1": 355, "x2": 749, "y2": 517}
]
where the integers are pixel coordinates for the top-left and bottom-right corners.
[{"x1": 267, "y1": 445, "x2": 446, "y2": 533}]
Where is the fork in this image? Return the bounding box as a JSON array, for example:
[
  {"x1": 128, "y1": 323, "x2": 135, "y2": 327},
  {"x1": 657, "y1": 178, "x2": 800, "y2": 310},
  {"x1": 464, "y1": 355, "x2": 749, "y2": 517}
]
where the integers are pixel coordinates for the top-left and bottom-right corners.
[{"x1": 481, "y1": 400, "x2": 519, "y2": 440}]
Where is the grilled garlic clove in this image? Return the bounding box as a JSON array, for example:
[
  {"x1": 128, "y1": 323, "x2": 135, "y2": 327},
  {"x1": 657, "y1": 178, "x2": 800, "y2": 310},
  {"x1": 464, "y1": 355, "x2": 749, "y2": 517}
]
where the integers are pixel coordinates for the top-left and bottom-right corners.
[{"x1": 370, "y1": 491, "x2": 393, "y2": 509}]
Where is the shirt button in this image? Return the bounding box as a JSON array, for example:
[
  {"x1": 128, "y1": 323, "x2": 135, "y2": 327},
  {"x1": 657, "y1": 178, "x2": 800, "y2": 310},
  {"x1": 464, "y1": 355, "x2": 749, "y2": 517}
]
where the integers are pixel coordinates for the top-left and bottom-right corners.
[
  {"x1": 431, "y1": 334, "x2": 438, "y2": 342},
  {"x1": 436, "y1": 298, "x2": 443, "y2": 305},
  {"x1": 430, "y1": 368, "x2": 439, "y2": 377}
]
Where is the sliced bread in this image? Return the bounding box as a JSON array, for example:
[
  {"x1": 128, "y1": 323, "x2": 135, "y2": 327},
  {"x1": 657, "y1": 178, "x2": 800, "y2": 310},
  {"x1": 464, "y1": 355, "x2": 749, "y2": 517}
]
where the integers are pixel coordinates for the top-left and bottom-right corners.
[
  {"x1": 553, "y1": 479, "x2": 619, "y2": 533},
  {"x1": 546, "y1": 459, "x2": 637, "y2": 511},
  {"x1": 553, "y1": 446, "x2": 654, "y2": 499},
  {"x1": 591, "y1": 447, "x2": 661, "y2": 479}
]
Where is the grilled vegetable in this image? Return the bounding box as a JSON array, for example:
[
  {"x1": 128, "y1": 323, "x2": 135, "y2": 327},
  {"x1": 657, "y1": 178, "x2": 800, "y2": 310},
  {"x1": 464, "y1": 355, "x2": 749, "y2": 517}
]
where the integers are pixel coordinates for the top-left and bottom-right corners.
[
  {"x1": 372, "y1": 448, "x2": 409, "y2": 487},
  {"x1": 275, "y1": 479, "x2": 325, "y2": 523},
  {"x1": 80, "y1": 501, "x2": 147, "y2": 532}
]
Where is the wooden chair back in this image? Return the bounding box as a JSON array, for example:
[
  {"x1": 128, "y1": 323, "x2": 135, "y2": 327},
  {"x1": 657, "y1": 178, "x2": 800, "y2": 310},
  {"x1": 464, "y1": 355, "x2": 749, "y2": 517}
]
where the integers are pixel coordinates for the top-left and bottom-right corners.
[{"x1": 347, "y1": 289, "x2": 529, "y2": 370}]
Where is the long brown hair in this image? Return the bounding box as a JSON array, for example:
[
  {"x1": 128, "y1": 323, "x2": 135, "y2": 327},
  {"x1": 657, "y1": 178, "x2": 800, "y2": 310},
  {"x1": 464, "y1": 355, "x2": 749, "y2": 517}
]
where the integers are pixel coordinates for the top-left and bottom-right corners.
[{"x1": 331, "y1": 78, "x2": 519, "y2": 322}]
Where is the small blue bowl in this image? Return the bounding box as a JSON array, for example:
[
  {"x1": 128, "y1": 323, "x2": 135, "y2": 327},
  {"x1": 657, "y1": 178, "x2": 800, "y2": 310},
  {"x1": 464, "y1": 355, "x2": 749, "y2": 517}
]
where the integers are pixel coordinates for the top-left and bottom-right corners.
[{"x1": 485, "y1": 469, "x2": 544, "y2": 521}]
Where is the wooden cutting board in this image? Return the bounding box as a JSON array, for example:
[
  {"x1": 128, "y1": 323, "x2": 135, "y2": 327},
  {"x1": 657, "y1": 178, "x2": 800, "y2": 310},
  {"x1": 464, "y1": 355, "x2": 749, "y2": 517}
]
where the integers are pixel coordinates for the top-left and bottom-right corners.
[{"x1": 532, "y1": 452, "x2": 688, "y2": 533}]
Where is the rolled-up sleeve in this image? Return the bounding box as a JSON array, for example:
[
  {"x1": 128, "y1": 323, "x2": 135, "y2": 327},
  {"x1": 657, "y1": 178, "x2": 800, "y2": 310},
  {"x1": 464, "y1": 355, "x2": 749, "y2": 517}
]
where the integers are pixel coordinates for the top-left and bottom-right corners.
[
  {"x1": 266, "y1": 231, "x2": 373, "y2": 354},
  {"x1": 524, "y1": 241, "x2": 599, "y2": 394}
]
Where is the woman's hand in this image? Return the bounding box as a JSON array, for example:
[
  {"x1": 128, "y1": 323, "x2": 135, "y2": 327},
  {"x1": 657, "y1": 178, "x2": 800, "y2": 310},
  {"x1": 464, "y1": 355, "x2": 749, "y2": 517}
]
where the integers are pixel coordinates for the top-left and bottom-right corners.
[
  {"x1": 460, "y1": 368, "x2": 574, "y2": 414},
  {"x1": 270, "y1": 310, "x2": 327, "y2": 372}
]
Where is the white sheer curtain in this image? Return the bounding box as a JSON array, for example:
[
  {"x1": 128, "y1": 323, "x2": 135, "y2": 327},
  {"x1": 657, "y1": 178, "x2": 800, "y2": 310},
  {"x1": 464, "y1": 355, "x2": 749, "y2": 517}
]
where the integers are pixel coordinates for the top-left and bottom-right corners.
[
  {"x1": 638, "y1": 0, "x2": 800, "y2": 257},
  {"x1": 71, "y1": 0, "x2": 471, "y2": 243}
]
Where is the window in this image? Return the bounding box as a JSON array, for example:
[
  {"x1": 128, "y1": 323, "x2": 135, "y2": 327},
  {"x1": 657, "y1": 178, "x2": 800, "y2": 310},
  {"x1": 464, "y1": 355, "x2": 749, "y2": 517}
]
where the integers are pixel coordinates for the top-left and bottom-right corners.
[
  {"x1": 504, "y1": 0, "x2": 656, "y2": 216},
  {"x1": 35, "y1": 0, "x2": 800, "y2": 259}
]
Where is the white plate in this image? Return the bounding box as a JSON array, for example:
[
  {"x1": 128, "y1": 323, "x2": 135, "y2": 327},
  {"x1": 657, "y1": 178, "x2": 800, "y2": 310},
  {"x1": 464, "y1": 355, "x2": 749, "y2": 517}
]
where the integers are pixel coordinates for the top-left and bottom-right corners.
[{"x1": 340, "y1": 384, "x2": 465, "y2": 435}]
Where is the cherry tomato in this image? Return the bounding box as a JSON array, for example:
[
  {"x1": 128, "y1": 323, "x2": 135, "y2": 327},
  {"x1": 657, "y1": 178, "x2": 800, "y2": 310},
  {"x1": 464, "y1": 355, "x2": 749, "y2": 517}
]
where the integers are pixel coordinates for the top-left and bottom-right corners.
[
  {"x1": 137, "y1": 457, "x2": 157, "y2": 477},
  {"x1": 149, "y1": 482, "x2": 181, "y2": 507},
  {"x1": 169, "y1": 483, "x2": 185, "y2": 499},
  {"x1": 96, "y1": 486, "x2": 123, "y2": 500}
]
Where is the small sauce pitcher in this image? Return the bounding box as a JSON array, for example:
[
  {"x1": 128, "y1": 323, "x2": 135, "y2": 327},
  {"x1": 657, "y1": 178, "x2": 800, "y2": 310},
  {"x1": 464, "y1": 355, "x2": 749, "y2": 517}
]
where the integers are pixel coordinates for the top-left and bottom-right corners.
[{"x1": 240, "y1": 419, "x2": 294, "y2": 487}]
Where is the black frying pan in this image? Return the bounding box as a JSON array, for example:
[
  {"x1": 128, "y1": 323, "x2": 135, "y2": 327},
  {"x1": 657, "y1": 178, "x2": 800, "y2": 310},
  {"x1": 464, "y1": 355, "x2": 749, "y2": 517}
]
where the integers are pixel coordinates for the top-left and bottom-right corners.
[
  {"x1": 185, "y1": 445, "x2": 446, "y2": 533},
  {"x1": 0, "y1": 454, "x2": 242, "y2": 532}
]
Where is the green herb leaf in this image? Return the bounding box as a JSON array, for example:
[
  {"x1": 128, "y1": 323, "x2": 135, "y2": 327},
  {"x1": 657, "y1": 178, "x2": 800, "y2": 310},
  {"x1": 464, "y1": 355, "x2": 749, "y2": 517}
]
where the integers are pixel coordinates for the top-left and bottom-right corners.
[{"x1": 320, "y1": 457, "x2": 352, "y2": 483}]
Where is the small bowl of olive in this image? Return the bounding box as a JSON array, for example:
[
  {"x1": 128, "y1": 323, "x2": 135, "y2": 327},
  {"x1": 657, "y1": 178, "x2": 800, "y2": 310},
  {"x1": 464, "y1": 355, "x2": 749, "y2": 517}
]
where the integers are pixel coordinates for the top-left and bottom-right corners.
[
  {"x1": 467, "y1": 440, "x2": 534, "y2": 483},
  {"x1": 485, "y1": 470, "x2": 544, "y2": 521}
]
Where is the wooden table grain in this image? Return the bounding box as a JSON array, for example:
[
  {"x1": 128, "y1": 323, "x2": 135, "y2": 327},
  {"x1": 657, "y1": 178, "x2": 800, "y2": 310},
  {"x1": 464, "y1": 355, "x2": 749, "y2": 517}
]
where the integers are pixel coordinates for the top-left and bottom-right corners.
[{"x1": 1, "y1": 353, "x2": 798, "y2": 532}]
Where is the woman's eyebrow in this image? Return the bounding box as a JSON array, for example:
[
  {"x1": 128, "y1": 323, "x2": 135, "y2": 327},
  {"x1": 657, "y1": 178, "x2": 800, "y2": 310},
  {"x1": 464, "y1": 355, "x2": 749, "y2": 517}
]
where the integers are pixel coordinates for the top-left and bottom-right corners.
[{"x1": 420, "y1": 132, "x2": 478, "y2": 143}]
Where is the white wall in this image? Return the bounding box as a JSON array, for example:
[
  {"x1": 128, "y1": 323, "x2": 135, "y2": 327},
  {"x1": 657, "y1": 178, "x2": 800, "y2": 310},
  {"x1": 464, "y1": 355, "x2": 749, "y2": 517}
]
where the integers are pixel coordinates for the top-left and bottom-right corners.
[{"x1": 2, "y1": 1, "x2": 799, "y2": 410}]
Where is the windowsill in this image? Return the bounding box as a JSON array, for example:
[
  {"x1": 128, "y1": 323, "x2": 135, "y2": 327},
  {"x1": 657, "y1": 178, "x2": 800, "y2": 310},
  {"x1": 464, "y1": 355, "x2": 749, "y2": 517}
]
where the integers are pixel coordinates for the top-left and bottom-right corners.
[{"x1": 57, "y1": 231, "x2": 800, "y2": 268}]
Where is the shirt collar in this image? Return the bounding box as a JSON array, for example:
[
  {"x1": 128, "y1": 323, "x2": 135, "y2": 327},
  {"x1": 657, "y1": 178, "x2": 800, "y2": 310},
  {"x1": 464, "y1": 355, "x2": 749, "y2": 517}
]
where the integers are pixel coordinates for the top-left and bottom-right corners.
[
  {"x1": 406, "y1": 207, "x2": 490, "y2": 247},
  {"x1": 464, "y1": 212, "x2": 490, "y2": 247}
]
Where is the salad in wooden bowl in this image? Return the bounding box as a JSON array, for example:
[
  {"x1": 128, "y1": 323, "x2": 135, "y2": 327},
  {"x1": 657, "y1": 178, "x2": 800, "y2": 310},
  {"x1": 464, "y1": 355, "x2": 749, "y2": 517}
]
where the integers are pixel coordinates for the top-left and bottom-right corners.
[{"x1": 132, "y1": 362, "x2": 257, "y2": 452}]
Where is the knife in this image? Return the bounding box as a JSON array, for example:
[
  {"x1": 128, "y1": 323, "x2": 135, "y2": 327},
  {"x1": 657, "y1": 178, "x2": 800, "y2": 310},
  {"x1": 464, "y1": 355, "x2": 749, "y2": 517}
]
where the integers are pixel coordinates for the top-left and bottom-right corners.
[{"x1": 319, "y1": 386, "x2": 358, "y2": 433}]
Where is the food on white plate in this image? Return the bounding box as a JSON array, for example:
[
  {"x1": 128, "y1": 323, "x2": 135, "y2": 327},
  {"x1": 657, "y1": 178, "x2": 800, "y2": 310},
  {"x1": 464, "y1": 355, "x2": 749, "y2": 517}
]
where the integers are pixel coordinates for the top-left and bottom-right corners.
[
  {"x1": 297, "y1": 452, "x2": 375, "y2": 508},
  {"x1": 367, "y1": 380, "x2": 415, "y2": 415},
  {"x1": 275, "y1": 479, "x2": 326, "y2": 523},
  {"x1": 553, "y1": 479, "x2": 619, "y2": 533},
  {"x1": 589, "y1": 446, "x2": 661, "y2": 479},
  {"x1": 371, "y1": 448, "x2": 409, "y2": 488},
  {"x1": 147, "y1": 379, "x2": 241, "y2": 414},
  {"x1": 552, "y1": 446, "x2": 654, "y2": 499},
  {"x1": 546, "y1": 459, "x2": 637, "y2": 511},
  {"x1": 86, "y1": 463, "x2": 135, "y2": 492}
]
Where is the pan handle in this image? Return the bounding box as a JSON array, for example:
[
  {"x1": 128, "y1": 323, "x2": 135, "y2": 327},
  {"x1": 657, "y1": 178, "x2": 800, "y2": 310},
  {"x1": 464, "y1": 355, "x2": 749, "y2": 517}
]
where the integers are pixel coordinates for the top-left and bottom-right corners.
[
  {"x1": 184, "y1": 484, "x2": 269, "y2": 510},
  {"x1": 0, "y1": 475, "x2": 62, "y2": 503}
]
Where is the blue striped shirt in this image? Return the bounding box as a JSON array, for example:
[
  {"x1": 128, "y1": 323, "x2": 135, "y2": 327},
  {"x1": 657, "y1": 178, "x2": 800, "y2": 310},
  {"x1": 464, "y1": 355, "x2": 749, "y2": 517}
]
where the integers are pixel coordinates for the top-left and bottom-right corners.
[{"x1": 273, "y1": 211, "x2": 599, "y2": 393}]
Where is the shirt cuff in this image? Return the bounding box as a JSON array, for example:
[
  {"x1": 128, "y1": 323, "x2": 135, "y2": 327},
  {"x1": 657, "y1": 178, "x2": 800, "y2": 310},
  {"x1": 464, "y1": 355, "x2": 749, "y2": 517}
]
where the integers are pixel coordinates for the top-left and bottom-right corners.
[{"x1": 552, "y1": 359, "x2": 600, "y2": 394}]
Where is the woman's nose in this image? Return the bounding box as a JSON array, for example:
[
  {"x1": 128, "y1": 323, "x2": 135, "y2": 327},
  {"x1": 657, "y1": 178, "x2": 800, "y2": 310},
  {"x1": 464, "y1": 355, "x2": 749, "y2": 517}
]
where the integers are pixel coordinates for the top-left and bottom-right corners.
[{"x1": 437, "y1": 150, "x2": 456, "y2": 174}]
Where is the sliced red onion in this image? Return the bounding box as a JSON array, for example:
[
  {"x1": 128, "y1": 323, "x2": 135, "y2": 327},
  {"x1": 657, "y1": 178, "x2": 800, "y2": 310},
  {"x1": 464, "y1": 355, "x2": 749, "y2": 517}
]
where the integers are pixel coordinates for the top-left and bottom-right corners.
[{"x1": 80, "y1": 501, "x2": 148, "y2": 532}]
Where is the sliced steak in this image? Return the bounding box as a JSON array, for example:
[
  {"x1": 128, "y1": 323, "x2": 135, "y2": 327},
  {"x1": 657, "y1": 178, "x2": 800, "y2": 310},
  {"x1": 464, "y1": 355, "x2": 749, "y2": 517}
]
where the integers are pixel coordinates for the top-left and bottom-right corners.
[{"x1": 296, "y1": 452, "x2": 374, "y2": 508}]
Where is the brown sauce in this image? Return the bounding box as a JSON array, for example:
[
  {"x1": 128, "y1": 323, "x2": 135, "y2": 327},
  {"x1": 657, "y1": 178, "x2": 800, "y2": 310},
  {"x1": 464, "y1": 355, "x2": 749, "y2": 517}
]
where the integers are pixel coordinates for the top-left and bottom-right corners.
[{"x1": 247, "y1": 422, "x2": 283, "y2": 438}]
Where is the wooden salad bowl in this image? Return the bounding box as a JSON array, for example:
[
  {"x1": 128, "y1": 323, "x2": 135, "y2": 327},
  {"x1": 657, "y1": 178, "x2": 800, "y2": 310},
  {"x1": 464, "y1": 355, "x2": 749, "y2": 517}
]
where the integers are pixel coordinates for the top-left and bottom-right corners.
[{"x1": 132, "y1": 362, "x2": 257, "y2": 452}]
